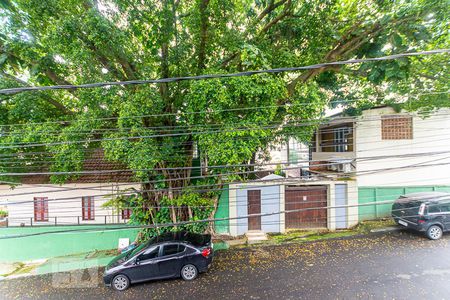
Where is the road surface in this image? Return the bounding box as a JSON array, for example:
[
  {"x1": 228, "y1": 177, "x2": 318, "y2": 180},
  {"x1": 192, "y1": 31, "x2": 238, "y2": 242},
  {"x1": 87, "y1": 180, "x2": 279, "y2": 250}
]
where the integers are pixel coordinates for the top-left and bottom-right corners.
[{"x1": 1, "y1": 230, "x2": 449, "y2": 299}]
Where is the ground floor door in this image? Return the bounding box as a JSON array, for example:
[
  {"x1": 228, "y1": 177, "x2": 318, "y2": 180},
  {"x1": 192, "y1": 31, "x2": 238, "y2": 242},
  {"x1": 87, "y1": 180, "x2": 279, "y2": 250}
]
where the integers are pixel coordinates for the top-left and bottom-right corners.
[
  {"x1": 285, "y1": 186, "x2": 327, "y2": 229},
  {"x1": 247, "y1": 190, "x2": 261, "y2": 230},
  {"x1": 335, "y1": 184, "x2": 348, "y2": 229}
]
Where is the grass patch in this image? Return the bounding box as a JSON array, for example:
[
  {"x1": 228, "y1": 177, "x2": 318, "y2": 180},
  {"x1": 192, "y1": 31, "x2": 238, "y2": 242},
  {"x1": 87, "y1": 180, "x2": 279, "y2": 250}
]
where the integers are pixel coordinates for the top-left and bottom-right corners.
[
  {"x1": 301, "y1": 231, "x2": 357, "y2": 241},
  {"x1": 268, "y1": 229, "x2": 357, "y2": 244},
  {"x1": 1, "y1": 262, "x2": 37, "y2": 277},
  {"x1": 84, "y1": 249, "x2": 118, "y2": 259},
  {"x1": 239, "y1": 219, "x2": 397, "y2": 248},
  {"x1": 269, "y1": 230, "x2": 318, "y2": 243},
  {"x1": 354, "y1": 218, "x2": 396, "y2": 234}
]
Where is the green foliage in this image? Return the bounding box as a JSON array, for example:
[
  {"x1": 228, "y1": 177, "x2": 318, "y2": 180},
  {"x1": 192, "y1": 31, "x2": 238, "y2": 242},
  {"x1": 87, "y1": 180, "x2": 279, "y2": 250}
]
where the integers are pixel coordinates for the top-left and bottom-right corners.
[
  {"x1": 0, "y1": 210, "x2": 7, "y2": 218},
  {"x1": 103, "y1": 191, "x2": 215, "y2": 241},
  {"x1": 274, "y1": 164, "x2": 285, "y2": 177},
  {"x1": 0, "y1": 0, "x2": 448, "y2": 233}
]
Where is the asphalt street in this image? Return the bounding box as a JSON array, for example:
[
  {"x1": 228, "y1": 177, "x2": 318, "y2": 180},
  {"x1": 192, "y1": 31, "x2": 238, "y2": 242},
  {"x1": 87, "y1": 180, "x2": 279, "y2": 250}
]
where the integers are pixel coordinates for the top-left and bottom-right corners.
[{"x1": 1, "y1": 230, "x2": 450, "y2": 300}]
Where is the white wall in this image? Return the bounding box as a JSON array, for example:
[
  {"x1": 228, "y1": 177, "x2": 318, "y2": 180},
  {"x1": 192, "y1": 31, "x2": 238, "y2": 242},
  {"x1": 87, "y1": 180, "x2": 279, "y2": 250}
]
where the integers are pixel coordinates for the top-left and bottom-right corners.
[
  {"x1": 1, "y1": 183, "x2": 140, "y2": 226},
  {"x1": 355, "y1": 107, "x2": 450, "y2": 187},
  {"x1": 228, "y1": 179, "x2": 357, "y2": 236},
  {"x1": 229, "y1": 180, "x2": 286, "y2": 236},
  {"x1": 259, "y1": 137, "x2": 309, "y2": 177}
]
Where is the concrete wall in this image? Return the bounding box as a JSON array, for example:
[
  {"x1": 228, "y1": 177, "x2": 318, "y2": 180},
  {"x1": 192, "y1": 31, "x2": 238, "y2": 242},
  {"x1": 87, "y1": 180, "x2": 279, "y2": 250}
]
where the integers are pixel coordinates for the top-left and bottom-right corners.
[
  {"x1": 355, "y1": 107, "x2": 450, "y2": 187},
  {"x1": 214, "y1": 185, "x2": 229, "y2": 234},
  {"x1": 229, "y1": 180, "x2": 285, "y2": 236},
  {"x1": 358, "y1": 185, "x2": 450, "y2": 221},
  {"x1": 1, "y1": 183, "x2": 140, "y2": 226},
  {"x1": 0, "y1": 225, "x2": 140, "y2": 262},
  {"x1": 234, "y1": 185, "x2": 281, "y2": 236},
  {"x1": 228, "y1": 179, "x2": 357, "y2": 236}
]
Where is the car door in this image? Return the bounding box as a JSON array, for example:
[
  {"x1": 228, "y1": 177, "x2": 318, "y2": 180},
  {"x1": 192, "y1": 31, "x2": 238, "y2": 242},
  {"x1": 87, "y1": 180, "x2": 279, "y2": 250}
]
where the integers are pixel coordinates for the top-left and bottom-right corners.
[
  {"x1": 127, "y1": 246, "x2": 160, "y2": 283},
  {"x1": 157, "y1": 243, "x2": 186, "y2": 278},
  {"x1": 439, "y1": 202, "x2": 450, "y2": 230}
]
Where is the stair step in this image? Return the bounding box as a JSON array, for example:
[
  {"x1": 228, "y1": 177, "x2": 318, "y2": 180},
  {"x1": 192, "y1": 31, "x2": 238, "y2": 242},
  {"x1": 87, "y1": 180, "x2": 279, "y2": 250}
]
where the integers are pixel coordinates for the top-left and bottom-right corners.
[{"x1": 245, "y1": 231, "x2": 268, "y2": 242}]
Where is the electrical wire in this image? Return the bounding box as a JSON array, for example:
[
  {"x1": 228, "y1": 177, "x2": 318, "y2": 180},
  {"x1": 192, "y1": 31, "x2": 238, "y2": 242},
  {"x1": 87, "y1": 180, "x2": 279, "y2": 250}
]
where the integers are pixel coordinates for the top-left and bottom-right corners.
[
  {"x1": 1, "y1": 108, "x2": 450, "y2": 151},
  {"x1": 2, "y1": 158, "x2": 450, "y2": 207},
  {"x1": 1, "y1": 49, "x2": 448, "y2": 96},
  {"x1": 2, "y1": 150, "x2": 450, "y2": 200},
  {"x1": 3, "y1": 194, "x2": 450, "y2": 239},
  {"x1": 0, "y1": 89, "x2": 447, "y2": 132}
]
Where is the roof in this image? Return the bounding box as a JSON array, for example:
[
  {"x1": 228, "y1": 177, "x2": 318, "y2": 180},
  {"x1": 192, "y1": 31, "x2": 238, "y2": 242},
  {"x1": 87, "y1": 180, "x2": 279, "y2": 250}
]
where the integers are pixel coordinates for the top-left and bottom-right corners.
[
  {"x1": 149, "y1": 231, "x2": 211, "y2": 247},
  {"x1": 320, "y1": 105, "x2": 393, "y2": 127},
  {"x1": 20, "y1": 149, "x2": 136, "y2": 184},
  {"x1": 258, "y1": 174, "x2": 285, "y2": 181},
  {"x1": 398, "y1": 192, "x2": 450, "y2": 202}
]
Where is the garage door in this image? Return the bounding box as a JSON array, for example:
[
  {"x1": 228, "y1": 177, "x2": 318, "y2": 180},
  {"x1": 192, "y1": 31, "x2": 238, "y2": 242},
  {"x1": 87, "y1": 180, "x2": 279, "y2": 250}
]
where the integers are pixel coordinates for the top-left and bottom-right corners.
[{"x1": 285, "y1": 186, "x2": 327, "y2": 229}]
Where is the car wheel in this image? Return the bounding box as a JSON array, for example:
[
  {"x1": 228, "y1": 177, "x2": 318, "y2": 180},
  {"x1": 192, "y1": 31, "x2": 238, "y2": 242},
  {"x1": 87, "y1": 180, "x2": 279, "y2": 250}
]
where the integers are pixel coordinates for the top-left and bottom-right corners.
[
  {"x1": 112, "y1": 274, "x2": 130, "y2": 291},
  {"x1": 426, "y1": 225, "x2": 443, "y2": 240},
  {"x1": 181, "y1": 264, "x2": 198, "y2": 281}
]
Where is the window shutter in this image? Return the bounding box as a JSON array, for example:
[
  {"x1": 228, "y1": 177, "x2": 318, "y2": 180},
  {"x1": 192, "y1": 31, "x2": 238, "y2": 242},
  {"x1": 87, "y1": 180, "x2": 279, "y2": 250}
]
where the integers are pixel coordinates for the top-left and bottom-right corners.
[
  {"x1": 34, "y1": 197, "x2": 48, "y2": 222},
  {"x1": 82, "y1": 197, "x2": 95, "y2": 220}
]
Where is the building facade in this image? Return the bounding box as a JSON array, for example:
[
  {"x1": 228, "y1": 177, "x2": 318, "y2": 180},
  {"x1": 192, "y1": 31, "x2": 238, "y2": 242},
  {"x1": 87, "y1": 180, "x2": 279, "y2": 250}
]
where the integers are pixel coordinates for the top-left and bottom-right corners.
[
  {"x1": 216, "y1": 175, "x2": 358, "y2": 237},
  {"x1": 1, "y1": 149, "x2": 140, "y2": 227},
  {"x1": 2, "y1": 183, "x2": 139, "y2": 226},
  {"x1": 310, "y1": 106, "x2": 450, "y2": 220}
]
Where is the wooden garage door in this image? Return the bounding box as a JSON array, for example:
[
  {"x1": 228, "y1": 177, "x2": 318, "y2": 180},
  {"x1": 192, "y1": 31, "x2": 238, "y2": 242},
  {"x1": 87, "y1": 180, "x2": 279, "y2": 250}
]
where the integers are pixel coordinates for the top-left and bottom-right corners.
[{"x1": 285, "y1": 186, "x2": 327, "y2": 229}]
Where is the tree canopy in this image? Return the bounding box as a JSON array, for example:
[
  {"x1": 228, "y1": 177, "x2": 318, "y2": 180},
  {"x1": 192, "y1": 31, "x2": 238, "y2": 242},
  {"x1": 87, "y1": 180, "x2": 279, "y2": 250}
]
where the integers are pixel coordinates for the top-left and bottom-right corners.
[{"x1": 0, "y1": 0, "x2": 449, "y2": 233}]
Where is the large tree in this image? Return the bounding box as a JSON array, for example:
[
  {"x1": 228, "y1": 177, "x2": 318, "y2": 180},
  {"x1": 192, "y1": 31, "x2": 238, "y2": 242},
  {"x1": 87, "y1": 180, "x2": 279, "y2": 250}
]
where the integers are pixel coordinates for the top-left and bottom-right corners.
[{"x1": 0, "y1": 0, "x2": 448, "y2": 234}]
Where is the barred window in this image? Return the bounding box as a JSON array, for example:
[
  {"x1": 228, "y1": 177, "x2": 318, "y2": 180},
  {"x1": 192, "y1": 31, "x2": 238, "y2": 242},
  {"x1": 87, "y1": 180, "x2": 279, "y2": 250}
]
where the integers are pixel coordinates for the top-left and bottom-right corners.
[
  {"x1": 82, "y1": 196, "x2": 95, "y2": 220},
  {"x1": 34, "y1": 197, "x2": 49, "y2": 222},
  {"x1": 381, "y1": 115, "x2": 413, "y2": 140},
  {"x1": 122, "y1": 208, "x2": 132, "y2": 220}
]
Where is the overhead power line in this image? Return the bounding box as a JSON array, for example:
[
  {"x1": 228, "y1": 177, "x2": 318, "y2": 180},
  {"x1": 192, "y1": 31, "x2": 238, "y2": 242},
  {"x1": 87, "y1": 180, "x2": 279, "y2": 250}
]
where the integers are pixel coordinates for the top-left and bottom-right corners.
[
  {"x1": 5, "y1": 183, "x2": 447, "y2": 214},
  {"x1": 3, "y1": 195, "x2": 450, "y2": 240},
  {"x1": 0, "y1": 49, "x2": 448, "y2": 95},
  {"x1": 0, "y1": 123, "x2": 448, "y2": 164},
  {"x1": 2, "y1": 109, "x2": 450, "y2": 150},
  {"x1": 0, "y1": 89, "x2": 447, "y2": 129},
  {"x1": 2, "y1": 158, "x2": 450, "y2": 206},
  {"x1": 1, "y1": 149, "x2": 449, "y2": 177}
]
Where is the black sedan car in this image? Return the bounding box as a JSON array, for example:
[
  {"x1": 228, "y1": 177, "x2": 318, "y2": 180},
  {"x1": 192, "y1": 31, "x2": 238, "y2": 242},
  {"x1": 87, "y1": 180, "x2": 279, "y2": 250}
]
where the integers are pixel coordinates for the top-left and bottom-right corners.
[{"x1": 104, "y1": 231, "x2": 213, "y2": 291}]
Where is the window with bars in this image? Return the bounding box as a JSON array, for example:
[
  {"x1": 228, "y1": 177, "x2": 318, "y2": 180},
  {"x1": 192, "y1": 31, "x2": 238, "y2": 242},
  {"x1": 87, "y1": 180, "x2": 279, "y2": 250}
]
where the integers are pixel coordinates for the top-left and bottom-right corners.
[
  {"x1": 34, "y1": 197, "x2": 49, "y2": 222},
  {"x1": 381, "y1": 115, "x2": 413, "y2": 140},
  {"x1": 82, "y1": 196, "x2": 95, "y2": 220},
  {"x1": 122, "y1": 208, "x2": 132, "y2": 220}
]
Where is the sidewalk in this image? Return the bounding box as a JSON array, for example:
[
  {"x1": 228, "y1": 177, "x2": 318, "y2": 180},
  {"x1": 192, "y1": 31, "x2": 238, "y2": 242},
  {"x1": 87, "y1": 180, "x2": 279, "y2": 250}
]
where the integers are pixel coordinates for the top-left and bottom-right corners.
[
  {"x1": 0, "y1": 249, "x2": 117, "y2": 280},
  {"x1": 0, "y1": 220, "x2": 395, "y2": 280}
]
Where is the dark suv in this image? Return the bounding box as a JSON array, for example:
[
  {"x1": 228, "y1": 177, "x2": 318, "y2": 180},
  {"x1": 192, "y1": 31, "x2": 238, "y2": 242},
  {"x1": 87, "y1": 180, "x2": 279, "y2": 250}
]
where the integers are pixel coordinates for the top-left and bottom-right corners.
[
  {"x1": 104, "y1": 231, "x2": 213, "y2": 291},
  {"x1": 392, "y1": 192, "x2": 450, "y2": 240}
]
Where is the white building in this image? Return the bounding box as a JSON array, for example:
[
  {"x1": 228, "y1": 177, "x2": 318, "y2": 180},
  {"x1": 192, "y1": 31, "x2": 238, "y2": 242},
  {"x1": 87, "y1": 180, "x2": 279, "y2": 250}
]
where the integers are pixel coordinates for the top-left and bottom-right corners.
[
  {"x1": 227, "y1": 175, "x2": 358, "y2": 237},
  {"x1": 258, "y1": 137, "x2": 310, "y2": 177},
  {"x1": 310, "y1": 106, "x2": 450, "y2": 219},
  {"x1": 1, "y1": 149, "x2": 140, "y2": 227}
]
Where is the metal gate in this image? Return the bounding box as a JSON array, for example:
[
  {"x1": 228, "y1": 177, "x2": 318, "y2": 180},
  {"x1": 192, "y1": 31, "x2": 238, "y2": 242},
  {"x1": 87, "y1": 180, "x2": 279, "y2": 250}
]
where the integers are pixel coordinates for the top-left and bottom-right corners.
[
  {"x1": 285, "y1": 186, "x2": 327, "y2": 229},
  {"x1": 335, "y1": 184, "x2": 348, "y2": 229}
]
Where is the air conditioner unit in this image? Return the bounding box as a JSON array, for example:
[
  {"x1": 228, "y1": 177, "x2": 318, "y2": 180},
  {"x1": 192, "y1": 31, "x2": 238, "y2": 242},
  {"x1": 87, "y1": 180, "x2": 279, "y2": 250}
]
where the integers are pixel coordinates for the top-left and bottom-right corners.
[{"x1": 328, "y1": 159, "x2": 353, "y2": 173}]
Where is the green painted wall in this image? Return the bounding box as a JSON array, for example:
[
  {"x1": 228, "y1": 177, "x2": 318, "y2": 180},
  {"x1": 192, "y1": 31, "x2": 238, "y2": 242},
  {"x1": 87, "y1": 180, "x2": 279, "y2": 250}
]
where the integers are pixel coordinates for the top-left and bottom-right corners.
[
  {"x1": 358, "y1": 186, "x2": 450, "y2": 221},
  {"x1": 0, "y1": 225, "x2": 140, "y2": 262},
  {"x1": 214, "y1": 185, "x2": 229, "y2": 234}
]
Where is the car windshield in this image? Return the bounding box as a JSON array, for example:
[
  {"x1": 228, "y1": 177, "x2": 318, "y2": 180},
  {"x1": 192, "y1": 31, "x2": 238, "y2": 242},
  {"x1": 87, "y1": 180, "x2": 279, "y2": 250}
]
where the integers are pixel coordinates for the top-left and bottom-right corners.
[
  {"x1": 394, "y1": 200, "x2": 422, "y2": 211},
  {"x1": 125, "y1": 242, "x2": 148, "y2": 259}
]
